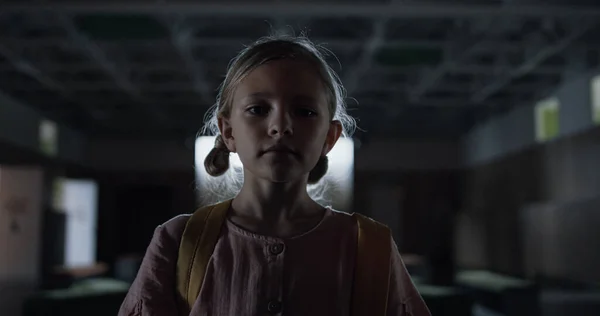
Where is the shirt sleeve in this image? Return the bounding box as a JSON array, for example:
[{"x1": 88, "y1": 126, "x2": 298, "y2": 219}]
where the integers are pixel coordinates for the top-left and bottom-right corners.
[
  {"x1": 386, "y1": 238, "x2": 432, "y2": 316},
  {"x1": 118, "y1": 216, "x2": 189, "y2": 316}
]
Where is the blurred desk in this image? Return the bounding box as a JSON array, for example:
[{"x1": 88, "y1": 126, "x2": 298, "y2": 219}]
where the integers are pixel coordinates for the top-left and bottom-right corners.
[
  {"x1": 42, "y1": 263, "x2": 109, "y2": 290},
  {"x1": 416, "y1": 283, "x2": 473, "y2": 316},
  {"x1": 402, "y1": 253, "x2": 429, "y2": 280},
  {"x1": 457, "y1": 270, "x2": 540, "y2": 316},
  {"x1": 23, "y1": 278, "x2": 129, "y2": 316}
]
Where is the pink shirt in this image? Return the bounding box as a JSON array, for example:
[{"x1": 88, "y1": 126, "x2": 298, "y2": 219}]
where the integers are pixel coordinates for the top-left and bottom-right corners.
[{"x1": 119, "y1": 208, "x2": 431, "y2": 316}]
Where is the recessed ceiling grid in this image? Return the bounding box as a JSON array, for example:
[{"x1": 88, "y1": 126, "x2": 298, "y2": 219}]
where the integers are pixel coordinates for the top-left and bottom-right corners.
[{"x1": 1, "y1": 1, "x2": 600, "y2": 139}]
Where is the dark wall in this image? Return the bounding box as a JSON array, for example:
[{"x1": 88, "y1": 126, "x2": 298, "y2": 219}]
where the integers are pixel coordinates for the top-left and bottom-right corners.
[
  {"x1": 522, "y1": 197, "x2": 600, "y2": 284},
  {"x1": 353, "y1": 170, "x2": 464, "y2": 264},
  {"x1": 460, "y1": 145, "x2": 545, "y2": 275},
  {"x1": 458, "y1": 126, "x2": 600, "y2": 283},
  {"x1": 353, "y1": 169, "x2": 463, "y2": 286}
]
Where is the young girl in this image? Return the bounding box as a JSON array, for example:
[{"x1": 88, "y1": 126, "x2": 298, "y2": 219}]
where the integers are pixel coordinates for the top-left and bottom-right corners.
[{"x1": 119, "y1": 35, "x2": 430, "y2": 316}]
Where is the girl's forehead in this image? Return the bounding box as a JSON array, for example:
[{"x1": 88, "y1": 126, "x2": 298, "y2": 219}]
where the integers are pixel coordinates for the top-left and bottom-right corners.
[{"x1": 233, "y1": 59, "x2": 328, "y2": 101}]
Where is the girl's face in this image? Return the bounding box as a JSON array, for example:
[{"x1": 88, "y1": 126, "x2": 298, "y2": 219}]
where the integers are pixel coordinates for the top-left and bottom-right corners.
[{"x1": 219, "y1": 59, "x2": 342, "y2": 183}]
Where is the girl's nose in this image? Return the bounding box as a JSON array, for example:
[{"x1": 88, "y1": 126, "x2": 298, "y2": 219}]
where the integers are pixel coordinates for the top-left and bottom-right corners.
[{"x1": 268, "y1": 110, "x2": 293, "y2": 137}]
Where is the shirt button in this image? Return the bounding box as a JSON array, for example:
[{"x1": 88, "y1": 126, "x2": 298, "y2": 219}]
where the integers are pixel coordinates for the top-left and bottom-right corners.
[
  {"x1": 267, "y1": 300, "x2": 282, "y2": 314},
  {"x1": 269, "y1": 243, "x2": 285, "y2": 255}
]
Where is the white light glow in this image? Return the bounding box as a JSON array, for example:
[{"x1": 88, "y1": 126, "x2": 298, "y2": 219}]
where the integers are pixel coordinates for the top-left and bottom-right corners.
[
  {"x1": 57, "y1": 179, "x2": 98, "y2": 268},
  {"x1": 194, "y1": 136, "x2": 354, "y2": 210},
  {"x1": 194, "y1": 137, "x2": 243, "y2": 174}
]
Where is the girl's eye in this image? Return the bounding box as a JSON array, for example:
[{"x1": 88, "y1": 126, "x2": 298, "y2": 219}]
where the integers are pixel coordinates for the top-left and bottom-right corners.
[
  {"x1": 247, "y1": 105, "x2": 269, "y2": 116},
  {"x1": 296, "y1": 108, "x2": 318, "y2": 117}
]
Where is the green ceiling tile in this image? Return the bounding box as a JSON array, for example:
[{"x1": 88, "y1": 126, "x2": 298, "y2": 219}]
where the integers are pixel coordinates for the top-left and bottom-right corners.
[
  {"x1": 74, "y1": 14, "x2": 169, "y2": 40},
  {"x1": 375, "y1": 47, "x2": 442, "y2": 67}
]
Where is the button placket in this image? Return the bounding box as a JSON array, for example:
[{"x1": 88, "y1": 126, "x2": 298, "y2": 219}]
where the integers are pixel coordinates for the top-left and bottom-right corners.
[{"x1": 264, "y1": 240, "x2": 285, "y2": 315}]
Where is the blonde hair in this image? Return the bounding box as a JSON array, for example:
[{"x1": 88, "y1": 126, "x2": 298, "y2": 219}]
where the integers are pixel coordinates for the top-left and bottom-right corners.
[{"x1": 199, "y1": 34, "x2": 356, "y2": 205}]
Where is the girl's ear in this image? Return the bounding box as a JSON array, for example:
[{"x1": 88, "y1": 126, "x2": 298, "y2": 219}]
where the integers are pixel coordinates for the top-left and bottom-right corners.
[
  {"x1": 218, "y1": 116, "x2": 237, "y2": 153},
  {"x1": 322, "y1": 120, "x2": 342, "y2": 156}
]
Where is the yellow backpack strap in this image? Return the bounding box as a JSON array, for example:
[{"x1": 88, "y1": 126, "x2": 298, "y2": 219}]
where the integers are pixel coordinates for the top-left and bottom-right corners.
[
  {"x1": 351, "y1": 213, "x2": 392, "y2": 316},
  {"x1": 176, "y1": 199, "x2": 232, "y2": 315}
]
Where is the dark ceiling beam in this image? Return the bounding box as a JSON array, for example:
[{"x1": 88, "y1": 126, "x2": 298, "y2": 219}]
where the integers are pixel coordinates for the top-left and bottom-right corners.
[
  {"x1": 0, "y1": 38, "x2": 446, "y2": 50},
  {"x1": 57, "y1": 15, "x2": 142, "y2": 99},
  {"x1": 393, "y1": 97, "x2": 475, "y2": 108},
  {"x1": 56, "y1": 14, "x2": 173, "y2": 127},
  {"x1": 344, "y1": 20, "x2": 386, "y2": 98},
  {"x1": 471, "y1": 19, "x2": 597, "y2": 103},
  {"x1": 35, "y1": 78, "x2": 561, "y2": 95},
  {"x1": 0, "y1": 45, "x2": 69, "y2": 95},
  {"x1": 381, "y1": 64, "x2": 566, "y2": 76},
  {"x1": 166, "y1": 17, "x2": 214, "y2": 107},
  {"x1": 6, "y1": 37, "x2": 600, "y2": 53},
  {"x1": 2, "y1": 62, "x2": 566, "y2": 76},
  {"x1": 409, "y1": 25, "x2": 490, "y2": 102},
  {"x1": 0, "y1": 44, "x2": 104, "y2": 121},
  {"x1": 5, "y1": 3, "x2": 600, "y2": 17}
]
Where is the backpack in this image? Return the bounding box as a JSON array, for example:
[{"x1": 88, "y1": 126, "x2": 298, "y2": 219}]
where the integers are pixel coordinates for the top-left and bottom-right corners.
[{"x1": 176, "y1": 199, "x2": 391, "y2": 315}]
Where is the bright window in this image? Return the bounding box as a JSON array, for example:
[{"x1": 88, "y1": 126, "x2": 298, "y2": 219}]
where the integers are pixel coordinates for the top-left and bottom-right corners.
[
  {"x1": 54, "y1": 179, "x2": 98, "y2": 268},
  {"x1": 535, "y1": 97, "x2": 560, "y2": 142},
  {"x1": 39, "y1": 119, "x2": 58, "y2": 157}
]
